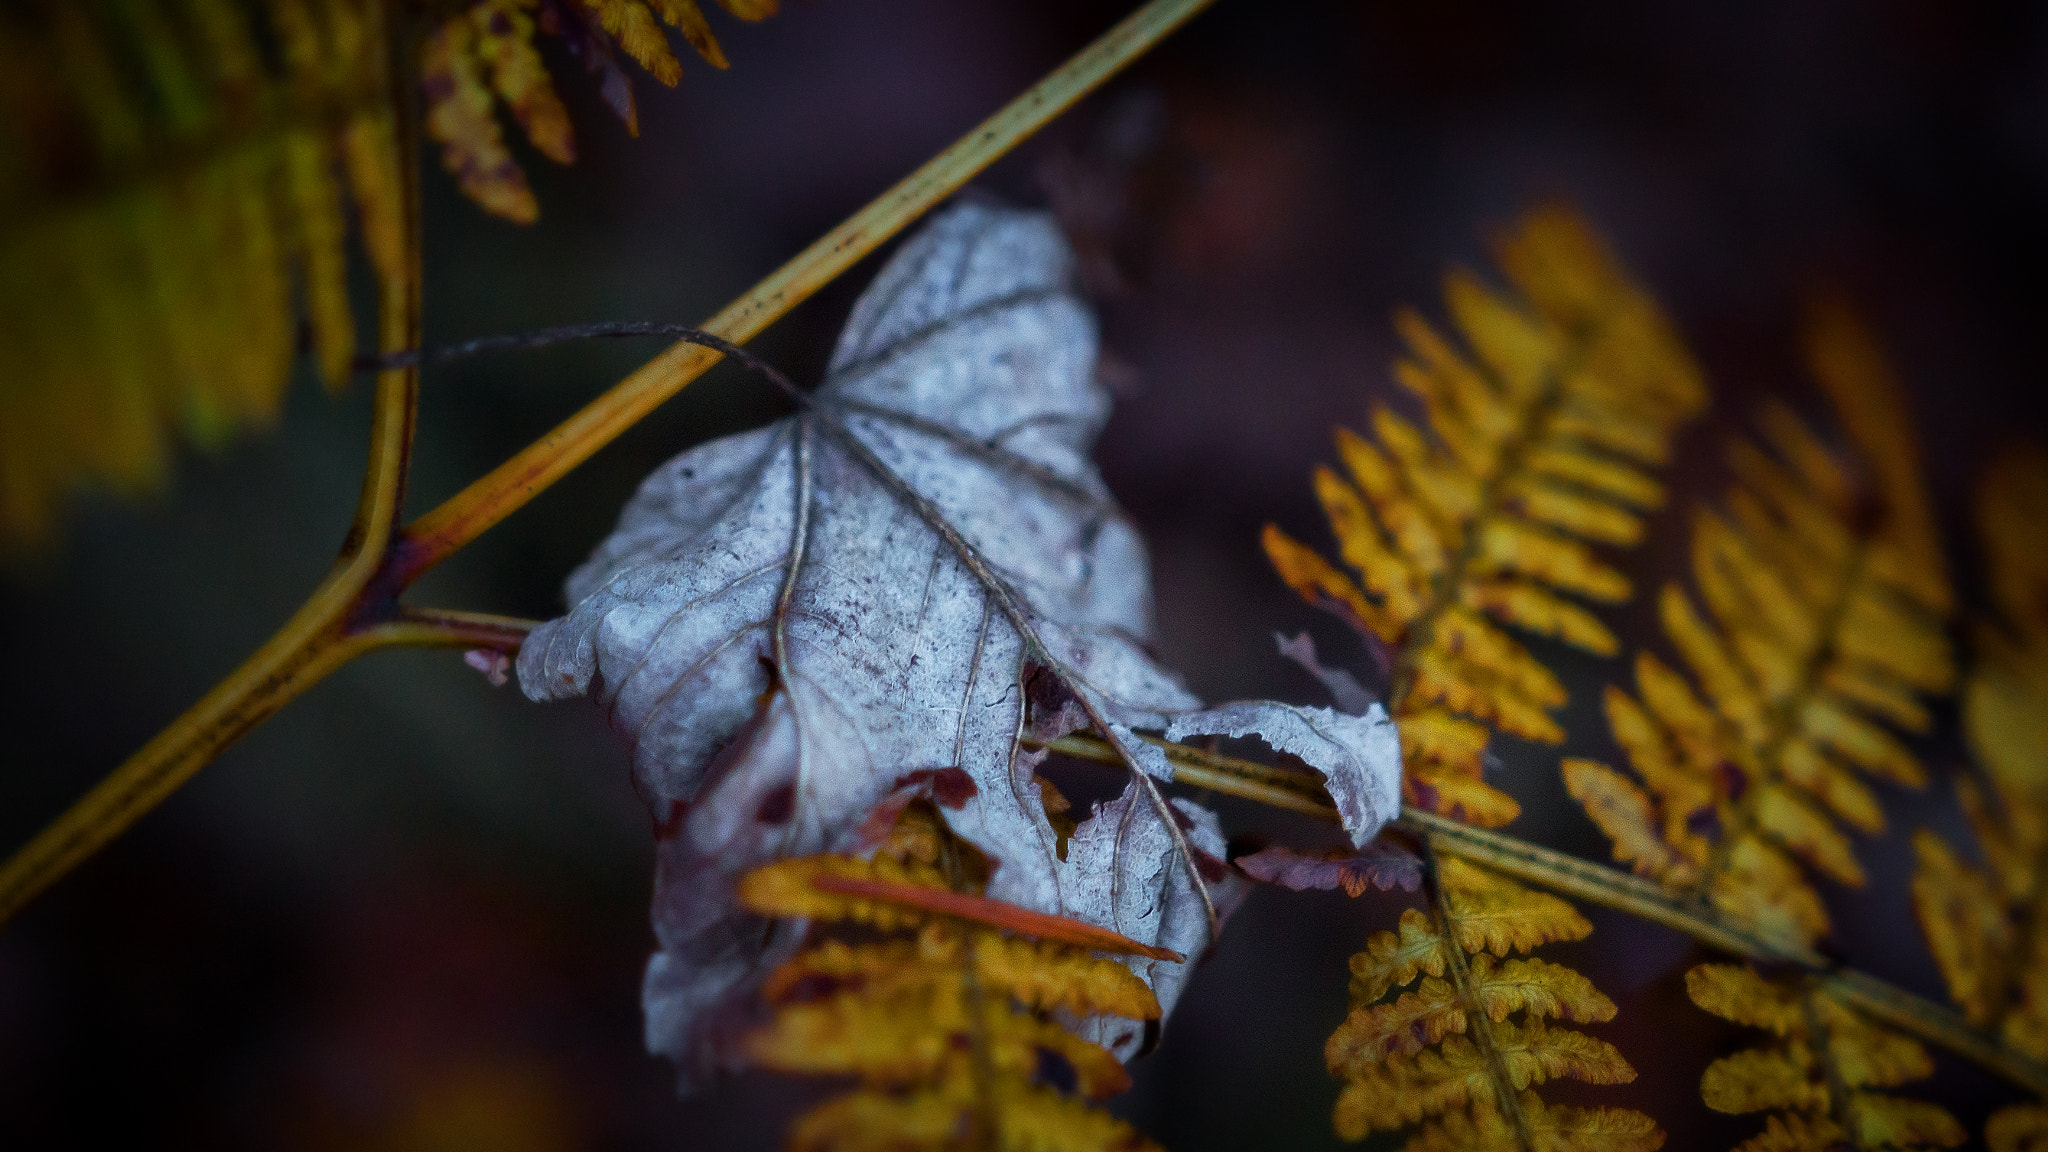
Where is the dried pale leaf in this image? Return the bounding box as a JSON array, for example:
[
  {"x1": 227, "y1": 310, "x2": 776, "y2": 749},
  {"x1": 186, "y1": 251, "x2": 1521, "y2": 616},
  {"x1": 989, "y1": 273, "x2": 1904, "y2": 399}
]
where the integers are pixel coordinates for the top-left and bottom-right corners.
[
  {"x1": 520, "y1": 206, "x2": 1215, "y2": 1088},
  {"x1": 1165, "y1": 700, "x2": 1401, "y2": 846},
  {"x1": 1236, "y1": 841, "x2": 1423, "y2": 896}
]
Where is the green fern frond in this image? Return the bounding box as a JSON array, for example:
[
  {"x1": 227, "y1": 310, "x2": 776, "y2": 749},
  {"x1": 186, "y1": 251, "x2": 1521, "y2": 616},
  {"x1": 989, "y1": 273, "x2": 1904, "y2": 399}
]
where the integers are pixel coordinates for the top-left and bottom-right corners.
[
  {"x1": 1264, "y1": 204, "x2": 1706, "y2": 828},
  {"x1": 1565, "y1": 298, "x2": 1953, "y2": 949},
  {"x1": 737, "y1": 802, "x2": 1163, "y2": 1152},
  {"x1": 1326, "y1": 853, "x2": 1662, "y2": 1150}
]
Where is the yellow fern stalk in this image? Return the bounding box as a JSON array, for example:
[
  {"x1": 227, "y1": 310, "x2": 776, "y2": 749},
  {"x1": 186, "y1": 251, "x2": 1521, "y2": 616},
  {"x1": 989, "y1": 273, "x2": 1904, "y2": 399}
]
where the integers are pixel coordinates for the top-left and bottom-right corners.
[
  {"x1": 1326, "y1": 854, "x2": 1662, "y2": 1151},
  {"x1": 1910, "y1": 445, "x2": 2048, "y2": 1151},
  {"x1": 737, "y1": 802, "x2": 1163, "y2": 1152},
  {"x1": 1686, "y1": 963, "x2": 1964, "y2": 1151},
  {"x1": 1565, "y1": 297, "x2": 1953, "y2": 949},
  {"x1": 1264, "y1": 205, "x2": 1706, "y2": 828}
]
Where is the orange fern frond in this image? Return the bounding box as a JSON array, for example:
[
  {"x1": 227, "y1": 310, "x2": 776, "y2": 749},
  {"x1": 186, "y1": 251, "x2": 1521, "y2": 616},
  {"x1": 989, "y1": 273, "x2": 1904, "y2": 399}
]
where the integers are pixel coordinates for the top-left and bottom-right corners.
[
  {"x1": 1569, "y1": 299, "x2": 1953, "y2": 949},
  {"x1": 1325, "y1": 853, "x2": 1661, "y2": 1149},
  {"x1": 739, "y1": 802, "x2": 1163, "y2": 1152},
  {"x1": 422, "y1": 0, "x2": 776, "y2": 220},
  {"x1": 1910, "y1": 445, "x2": 2048, "y2": 1146},
  {"x1": 1265, "y1": 205, "x2": 1706, "y2": 828},
  {"x1": 1687, "y1": 963, "x2": 1965, "y2": 1151}
]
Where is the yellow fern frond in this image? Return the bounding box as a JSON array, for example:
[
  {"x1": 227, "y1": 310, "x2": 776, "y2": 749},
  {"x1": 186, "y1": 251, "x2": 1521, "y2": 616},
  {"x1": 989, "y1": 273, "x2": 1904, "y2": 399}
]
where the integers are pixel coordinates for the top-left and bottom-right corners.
[
  {"x1": 1906, "y1": 445, "x2": 2048, "y2": 1149},
  {"x1": 742, "y1": 801, "x2": 1161, "y2": 1152},
  {"x1": 0, "y1": 0, "x2": 405, "y2": 546},
  {"x1": 1326, "y1": 854, "x2": 1658, "y2": 1148},
  {"x1": 0, "y1": 0, "x2": 782, "y2": 548},
  {"x1": 1266, "y1": 205, "x2": 1705, "y2": 830},
  {"x1": 1571, "y1": 299, "x2": 1954, "y2": 950},
  {"x1": 1687, "y1": 963, "x2": 1963, "y2": 1150}
]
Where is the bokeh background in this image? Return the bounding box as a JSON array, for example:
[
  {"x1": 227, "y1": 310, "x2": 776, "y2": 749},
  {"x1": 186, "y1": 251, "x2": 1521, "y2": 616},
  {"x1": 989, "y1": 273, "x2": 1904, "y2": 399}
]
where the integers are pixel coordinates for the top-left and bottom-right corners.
[{"x1": 5, "y1": 1, "x2": 2048, "y2": 1147}]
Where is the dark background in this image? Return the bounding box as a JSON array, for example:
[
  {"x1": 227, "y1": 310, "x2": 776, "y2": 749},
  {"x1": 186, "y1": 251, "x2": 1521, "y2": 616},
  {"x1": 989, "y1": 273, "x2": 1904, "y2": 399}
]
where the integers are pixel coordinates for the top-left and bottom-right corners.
[{"x1": 4, "y1": 0, "x2": 2046, "y2": 1147}]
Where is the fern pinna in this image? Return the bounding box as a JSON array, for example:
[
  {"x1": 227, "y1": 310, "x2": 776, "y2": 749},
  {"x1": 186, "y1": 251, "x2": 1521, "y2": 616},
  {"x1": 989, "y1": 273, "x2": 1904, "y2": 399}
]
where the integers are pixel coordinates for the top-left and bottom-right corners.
[
  {"x1": 1685, "y1": 963, "x2": 1964, "y2": 1151},
  {"x1": 735, "y1": 800, "x2": 1164, "y2": 1152},
  {"x1": 1262, "y1": 206, "x2": 1705, "y2": 829},
  {"x1": 1263, "y1": 206, "x2": 1704, "y2": 1148},
  {"x1": 1327, "y1": 851, "x2": 1660, "y2": 1151},
  {"x1": 1563, "y1": 297, "x2": 1954, "y2": 951},
  {"x1": 0, "y1": 0, "x2": 773, "y2": 548},
  {"x1": 1911, "y1": 446, "x2": 2048, "y2": 1151}
]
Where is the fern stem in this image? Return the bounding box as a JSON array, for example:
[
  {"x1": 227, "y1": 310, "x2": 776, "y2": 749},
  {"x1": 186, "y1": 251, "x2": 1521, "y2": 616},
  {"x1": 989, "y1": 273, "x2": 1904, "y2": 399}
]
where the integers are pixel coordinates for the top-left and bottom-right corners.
[
  {"x1": 1421, "y1": 839, "x2": 1539, "y2": 1152},
  {"x1": 1043, "y1": 730, "x2": 2048, "y2": 1096},
  {"x1": 389, "y1": 0, "x2": 1220, "y2": 587}
]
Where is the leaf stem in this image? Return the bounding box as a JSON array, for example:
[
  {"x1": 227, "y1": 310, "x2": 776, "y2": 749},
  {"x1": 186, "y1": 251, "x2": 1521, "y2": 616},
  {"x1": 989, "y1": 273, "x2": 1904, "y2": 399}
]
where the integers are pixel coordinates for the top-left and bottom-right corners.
[{"x1": 1040, "y1": 729, "x2": 2048, "y2": 1096}]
